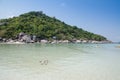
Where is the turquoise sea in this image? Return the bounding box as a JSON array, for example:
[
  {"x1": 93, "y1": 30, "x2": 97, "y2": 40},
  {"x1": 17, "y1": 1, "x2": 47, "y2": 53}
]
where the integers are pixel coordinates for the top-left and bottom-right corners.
[{"x1": 0, "y1": 43, "x2": 120, "y2": 80}]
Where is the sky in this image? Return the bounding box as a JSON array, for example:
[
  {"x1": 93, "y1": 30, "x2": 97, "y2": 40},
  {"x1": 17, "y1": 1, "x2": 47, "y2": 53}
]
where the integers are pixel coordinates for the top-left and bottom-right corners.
[{"x1": 0, "y1": 0, "x2": 120, "y2": 42}]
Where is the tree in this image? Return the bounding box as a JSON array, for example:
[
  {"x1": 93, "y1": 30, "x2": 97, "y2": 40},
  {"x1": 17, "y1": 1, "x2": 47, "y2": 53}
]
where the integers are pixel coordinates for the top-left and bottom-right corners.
[{"x1": 0, "y1": 11, "x2": 107, "y2": 41}]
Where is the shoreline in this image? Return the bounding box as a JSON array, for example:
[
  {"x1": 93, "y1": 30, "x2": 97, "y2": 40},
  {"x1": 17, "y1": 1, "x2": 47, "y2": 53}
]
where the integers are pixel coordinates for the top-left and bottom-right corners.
[{"x1": 0, "y1": 39, "x2": 112, "y2": 44}]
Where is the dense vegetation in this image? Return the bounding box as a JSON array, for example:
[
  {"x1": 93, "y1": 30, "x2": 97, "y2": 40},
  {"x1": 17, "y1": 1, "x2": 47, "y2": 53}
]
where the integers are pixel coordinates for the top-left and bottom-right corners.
[{"x1": 0, "y1": 11, "x2": 107, "y2": 41}]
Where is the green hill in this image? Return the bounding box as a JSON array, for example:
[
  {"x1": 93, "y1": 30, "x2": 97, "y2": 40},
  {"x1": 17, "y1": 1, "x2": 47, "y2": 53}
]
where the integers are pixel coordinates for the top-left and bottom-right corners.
[{"x1": 0, "y1": 11, "x2": 107, "y2": 41}]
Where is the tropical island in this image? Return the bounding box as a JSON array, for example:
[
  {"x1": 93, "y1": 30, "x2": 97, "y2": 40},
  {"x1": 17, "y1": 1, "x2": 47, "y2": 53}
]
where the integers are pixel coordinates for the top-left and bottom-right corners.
[{"x1": 0, "y1": 11, "x2": 109, "y2": 44}]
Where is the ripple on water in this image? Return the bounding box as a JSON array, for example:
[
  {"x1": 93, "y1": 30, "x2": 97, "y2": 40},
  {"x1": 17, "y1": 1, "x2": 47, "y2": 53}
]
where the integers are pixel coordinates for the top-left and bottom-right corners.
[{"x1": 0, "y1": 44, "x2": 120, "y2": 80}]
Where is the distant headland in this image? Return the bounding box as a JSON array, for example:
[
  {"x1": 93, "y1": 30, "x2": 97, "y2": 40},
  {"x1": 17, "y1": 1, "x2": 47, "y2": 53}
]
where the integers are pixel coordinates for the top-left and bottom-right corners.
[{"x1": 0, "y1": 11, "x2": 110, "y2": 44}]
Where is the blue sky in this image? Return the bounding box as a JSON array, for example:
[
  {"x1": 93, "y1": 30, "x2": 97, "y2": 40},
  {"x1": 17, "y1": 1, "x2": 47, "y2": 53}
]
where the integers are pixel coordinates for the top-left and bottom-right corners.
[{"x1": 0, "y1": 0, "x2": 120, "y2": 42}]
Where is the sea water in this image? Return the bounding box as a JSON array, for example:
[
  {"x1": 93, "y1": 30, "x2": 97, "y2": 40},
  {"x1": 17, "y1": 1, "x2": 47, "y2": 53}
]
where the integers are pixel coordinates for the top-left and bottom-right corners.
[{"x1": 0, "y1": 43, "x2": 120, "y2": 80}]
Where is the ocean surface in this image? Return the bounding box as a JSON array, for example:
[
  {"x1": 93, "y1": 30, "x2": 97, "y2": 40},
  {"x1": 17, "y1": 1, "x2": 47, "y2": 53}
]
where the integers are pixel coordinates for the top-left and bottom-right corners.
[{"x1": 0, "y1": 43, "x2": 120, "y2": 80}]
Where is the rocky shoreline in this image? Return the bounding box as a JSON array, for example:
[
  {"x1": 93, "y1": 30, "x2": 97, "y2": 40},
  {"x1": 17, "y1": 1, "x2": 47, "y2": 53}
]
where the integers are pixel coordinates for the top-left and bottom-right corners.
[
  {"x1": 0, "y1": 32, "x2": 111, "y2": 44},
  {"x1": 0, "y1": 38, "x2": 111, "y2": 44}
]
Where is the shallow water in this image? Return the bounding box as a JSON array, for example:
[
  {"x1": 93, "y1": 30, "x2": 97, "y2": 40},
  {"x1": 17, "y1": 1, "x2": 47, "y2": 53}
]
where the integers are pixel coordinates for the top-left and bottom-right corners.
[{"x1": 0, "y1": 43, "x2": 120, "y2": 80}]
